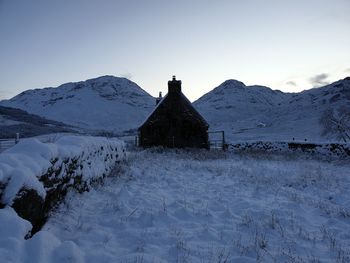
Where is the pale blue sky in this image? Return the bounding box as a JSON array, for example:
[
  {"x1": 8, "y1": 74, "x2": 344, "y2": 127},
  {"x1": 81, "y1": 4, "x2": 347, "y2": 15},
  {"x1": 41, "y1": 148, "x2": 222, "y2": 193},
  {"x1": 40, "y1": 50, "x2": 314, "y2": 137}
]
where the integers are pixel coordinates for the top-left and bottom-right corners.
[{"x1": 0, "y1": 0, "x2": 349, "y2": 101}]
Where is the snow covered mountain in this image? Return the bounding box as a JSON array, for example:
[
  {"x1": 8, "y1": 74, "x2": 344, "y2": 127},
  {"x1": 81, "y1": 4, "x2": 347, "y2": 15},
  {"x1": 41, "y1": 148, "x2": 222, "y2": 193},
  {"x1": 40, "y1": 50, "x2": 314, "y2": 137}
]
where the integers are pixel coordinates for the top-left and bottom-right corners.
[
  {"x1": 1, "y1": 75, "x2": 349, "y2": 142},
  {"x1": 194, "y1": 77, "x2": 350, "y2": 142},
  {"x1": 0, "y1": 76, "x2": 155, "y2": 133}
]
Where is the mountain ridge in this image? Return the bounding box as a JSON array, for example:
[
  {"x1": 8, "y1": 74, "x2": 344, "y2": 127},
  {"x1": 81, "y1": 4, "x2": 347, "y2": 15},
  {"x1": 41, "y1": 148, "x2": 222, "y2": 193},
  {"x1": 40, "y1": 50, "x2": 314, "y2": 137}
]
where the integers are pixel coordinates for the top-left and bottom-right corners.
[
  {"x1": 1, "y1": 75, "x2": 349, "y2": 142},
  {"x1": 194, "y1": 77, "x2": 350, "y2": 142}
]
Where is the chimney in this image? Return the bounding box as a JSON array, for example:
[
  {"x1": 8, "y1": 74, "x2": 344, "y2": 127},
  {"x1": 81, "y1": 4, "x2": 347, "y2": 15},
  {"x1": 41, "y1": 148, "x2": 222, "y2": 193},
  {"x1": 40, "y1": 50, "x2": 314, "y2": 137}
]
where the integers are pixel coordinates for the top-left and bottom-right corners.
[
  {"x1": 156, "y1": 91, "x2": 162, "y2": 105},
  {"x1": 168, "y1": 75, "x2": 182, "y2": 94}
]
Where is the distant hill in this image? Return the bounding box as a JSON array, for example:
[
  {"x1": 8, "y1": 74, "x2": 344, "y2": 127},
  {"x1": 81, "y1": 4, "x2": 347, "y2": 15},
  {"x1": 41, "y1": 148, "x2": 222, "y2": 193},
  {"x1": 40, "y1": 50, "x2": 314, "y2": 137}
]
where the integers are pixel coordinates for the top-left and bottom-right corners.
[
  {"x1": 0, "y1": 105, "x2": 73, "y2": 139},
  {"x1": 0, "y1": 76, "x2": 155, "y2": 134},
  {"x1": 194, "y1": 77, "x2": 350, "y2": 143},
  {"x1": 2, "y1": 75, "x2": 349, "y2": 143}
]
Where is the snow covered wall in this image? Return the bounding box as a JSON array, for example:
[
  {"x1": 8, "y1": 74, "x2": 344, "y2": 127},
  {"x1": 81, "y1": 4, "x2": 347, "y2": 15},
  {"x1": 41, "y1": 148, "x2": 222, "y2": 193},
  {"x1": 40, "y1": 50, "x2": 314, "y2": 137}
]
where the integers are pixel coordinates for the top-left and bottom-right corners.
[
  {"x1": 0, "y1": 135, "x2": 126, "y2": 234},
  {"x1": 230, "y1": 141, "x2": 350, "y2": 159}
]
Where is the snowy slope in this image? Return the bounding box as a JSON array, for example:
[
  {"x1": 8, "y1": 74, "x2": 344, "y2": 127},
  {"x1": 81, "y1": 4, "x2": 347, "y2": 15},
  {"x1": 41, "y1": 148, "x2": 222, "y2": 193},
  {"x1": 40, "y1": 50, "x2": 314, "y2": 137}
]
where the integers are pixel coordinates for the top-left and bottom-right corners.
[
  {"x1": 0, "y1": 76, "x2": 155, "y2": 133},
  {"x1": 194, "y1": 77, "x2": 350, "y2": 143}
]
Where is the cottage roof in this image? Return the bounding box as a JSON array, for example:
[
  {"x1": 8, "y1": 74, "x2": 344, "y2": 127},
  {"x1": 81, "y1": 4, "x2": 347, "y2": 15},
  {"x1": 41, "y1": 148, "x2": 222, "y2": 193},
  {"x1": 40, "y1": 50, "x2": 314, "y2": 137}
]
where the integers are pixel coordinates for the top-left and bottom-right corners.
[
  {"x1": 139, "y1": 91, "x2": 208, "y2": 129},
  {"x1": 139, "y1": 94, "x2": 168, "y2": 127}
]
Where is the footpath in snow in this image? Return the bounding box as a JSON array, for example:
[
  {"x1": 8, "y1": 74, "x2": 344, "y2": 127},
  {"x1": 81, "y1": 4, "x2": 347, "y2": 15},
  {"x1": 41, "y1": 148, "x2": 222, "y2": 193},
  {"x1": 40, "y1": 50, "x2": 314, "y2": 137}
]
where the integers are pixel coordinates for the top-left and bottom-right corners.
[{"x1": 43, "y1": 149, "x2": 350, "y2": 263}]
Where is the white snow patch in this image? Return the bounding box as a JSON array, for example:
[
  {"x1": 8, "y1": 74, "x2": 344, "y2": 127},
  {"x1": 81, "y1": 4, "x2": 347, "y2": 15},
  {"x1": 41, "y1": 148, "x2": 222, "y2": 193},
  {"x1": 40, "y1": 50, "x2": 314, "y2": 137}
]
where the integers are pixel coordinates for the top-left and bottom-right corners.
[
  {"x1": 0, "y1": 206, "x2": 32, "y2": 239},
  {"x1": 0, "y1": 206, "x2": 85, "y2": 263}
]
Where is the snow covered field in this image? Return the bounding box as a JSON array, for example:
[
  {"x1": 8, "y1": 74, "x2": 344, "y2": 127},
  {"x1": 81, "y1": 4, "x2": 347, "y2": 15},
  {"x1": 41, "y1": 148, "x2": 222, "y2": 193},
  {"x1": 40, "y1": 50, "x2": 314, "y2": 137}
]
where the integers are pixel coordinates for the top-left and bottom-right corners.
[{"x1": 43, "y1": 149, "x2": 350, "y2": 262}]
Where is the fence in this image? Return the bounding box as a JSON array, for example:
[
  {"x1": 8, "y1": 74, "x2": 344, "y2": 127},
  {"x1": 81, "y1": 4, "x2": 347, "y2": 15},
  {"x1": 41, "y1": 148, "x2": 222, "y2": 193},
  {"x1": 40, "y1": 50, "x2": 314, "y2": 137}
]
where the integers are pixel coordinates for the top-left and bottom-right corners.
[
  {"x1": 116, "y1": 134, "x2": 139, "y2": 150},
  {"x1": 0, "y1": 139, "x2": 17, "y2": 153},
  {"x1": 0, "y1": 133, "x2": 20, "y2": 153},
  {"x1": 208, "y1": 131, "x2": 227, "y2": 150}
]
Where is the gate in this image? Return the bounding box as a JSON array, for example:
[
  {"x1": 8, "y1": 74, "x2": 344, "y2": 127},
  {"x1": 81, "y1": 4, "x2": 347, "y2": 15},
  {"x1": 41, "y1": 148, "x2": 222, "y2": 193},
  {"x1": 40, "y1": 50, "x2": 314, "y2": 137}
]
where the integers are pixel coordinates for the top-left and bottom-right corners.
[{"x1": 208, "y1": 131, "x2": 227, "y2": 150}]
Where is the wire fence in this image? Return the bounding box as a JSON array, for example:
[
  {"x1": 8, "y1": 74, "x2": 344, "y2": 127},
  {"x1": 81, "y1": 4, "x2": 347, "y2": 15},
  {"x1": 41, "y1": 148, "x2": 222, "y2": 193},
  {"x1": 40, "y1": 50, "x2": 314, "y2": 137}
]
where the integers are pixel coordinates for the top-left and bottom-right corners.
[{"x1": 0, "y1": 139, "x2": 17, "y2": 153}]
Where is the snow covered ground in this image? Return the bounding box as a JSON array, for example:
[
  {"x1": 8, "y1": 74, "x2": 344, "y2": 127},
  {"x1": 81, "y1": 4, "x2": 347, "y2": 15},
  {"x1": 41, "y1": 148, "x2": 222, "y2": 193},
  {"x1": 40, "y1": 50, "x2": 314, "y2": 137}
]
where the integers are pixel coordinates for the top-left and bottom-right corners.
[{"x1": 42, "y1": 149, "x2": 350, "y2": 262}]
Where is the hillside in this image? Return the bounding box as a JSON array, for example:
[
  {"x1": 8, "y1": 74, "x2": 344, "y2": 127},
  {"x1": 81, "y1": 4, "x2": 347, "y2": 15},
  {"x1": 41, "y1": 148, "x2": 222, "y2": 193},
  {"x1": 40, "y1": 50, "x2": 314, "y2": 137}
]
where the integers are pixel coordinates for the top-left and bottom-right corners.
[
  {"x1": 194, "y1": 77, "x2": 350, "y2": 143},
  {"x1": 0, "y1": 76, "x2": 155, "y2": 133},
  {"x1": 0, "y1": 105, "x2": 72, "y2": 139}
]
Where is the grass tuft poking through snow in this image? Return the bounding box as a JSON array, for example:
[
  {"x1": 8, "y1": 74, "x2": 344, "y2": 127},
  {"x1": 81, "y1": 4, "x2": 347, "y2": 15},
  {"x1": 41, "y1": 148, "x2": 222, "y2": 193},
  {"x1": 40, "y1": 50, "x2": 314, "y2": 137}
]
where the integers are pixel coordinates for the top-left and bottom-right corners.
[{"x1": 42, "y1": 149, "x2": 350, "y2": 262}]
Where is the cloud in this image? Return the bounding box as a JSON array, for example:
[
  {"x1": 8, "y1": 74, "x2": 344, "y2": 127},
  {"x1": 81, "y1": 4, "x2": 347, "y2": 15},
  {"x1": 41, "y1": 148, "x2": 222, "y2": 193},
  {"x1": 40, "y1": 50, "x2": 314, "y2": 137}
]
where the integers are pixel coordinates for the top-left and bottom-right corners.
[
  {"x1": 286, "y1": 81, "x2": 296, "y2": 86},
  {"x1": 309, "y1": 73, "x2": 330, "y2": 87},
  {"x1": 345, "y1": 68, "x2": 350, "y2": 73}
]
